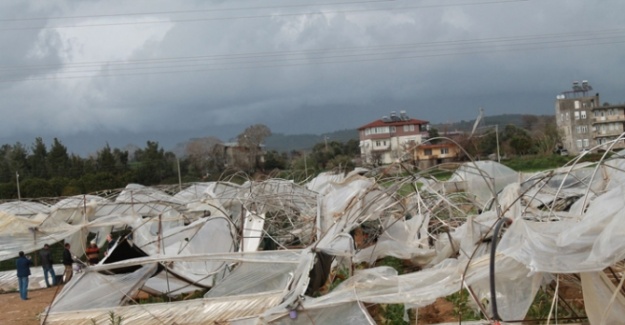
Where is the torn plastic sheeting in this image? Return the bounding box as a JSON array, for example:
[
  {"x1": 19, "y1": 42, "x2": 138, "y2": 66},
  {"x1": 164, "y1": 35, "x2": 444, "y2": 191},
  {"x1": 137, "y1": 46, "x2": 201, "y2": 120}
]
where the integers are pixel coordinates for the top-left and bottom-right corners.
[
  {"x1": 44, "y1": 291, "x2": 285, "y2": 325},
  {"x1": 354, "y1": 214, "x2": 435, "y2": 265},
  {"x1": 87, "y1": 250, "x2": 303, "y2": 273},
  {"x1": 299, "y1": 255, "x2": 536, "y2": 320},
  {"x1": 172, "y1": 182, "x2": 213, "y2": 202},
  {"x1": 205, "y1": 261, "x2": 297, "y2": 298},
  {"x1": 263, "y1": 301, "x2": 376, "y2": 324},
  {"x1": 581, "y1": 271, "x2": 625, "y2": 324},
  {"x1": 48, "y1": 264, "x2": 158, "y2": 313},
  {"x1": 0, "y1": 264, "x2": 64, "y2": 291},
  {"x1": 447, "y1": 160, "x2": 519, "y2": 208},
  {"x1": 499, "y1": 184, "x2": 625, "y2": 273},
  {"x1": 305, "y1": 171, "x2": 346, "y2": 194},
  {"x1": 0, "y1": 212, "x2": 82, "y2": 261},
  {"x1": 133, "y1": 216, "x2": 236, "y2": 286},
  {"x1": 142, "y1": 271, "x2": 204, "y2": 296},
  {"x1": 0, "y1": 201, "x2": 50, "y2": 218},
  {"x1": 115, "y1": 183, "x2": 185, "y2": 205}
]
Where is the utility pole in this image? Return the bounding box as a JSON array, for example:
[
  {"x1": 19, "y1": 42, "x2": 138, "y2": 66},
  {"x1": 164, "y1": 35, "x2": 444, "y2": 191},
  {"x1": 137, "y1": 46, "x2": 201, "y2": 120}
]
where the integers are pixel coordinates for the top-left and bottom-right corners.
[{"x1": 16, "y1": 172, "x2": 21, "y2": 201}]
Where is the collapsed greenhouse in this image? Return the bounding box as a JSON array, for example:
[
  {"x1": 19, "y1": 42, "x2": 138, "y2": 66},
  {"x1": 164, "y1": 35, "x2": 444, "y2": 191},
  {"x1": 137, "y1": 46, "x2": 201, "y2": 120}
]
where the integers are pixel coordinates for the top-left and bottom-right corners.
[{"x1": 2, "y1": 146, "x2": 625, "y2": 324}]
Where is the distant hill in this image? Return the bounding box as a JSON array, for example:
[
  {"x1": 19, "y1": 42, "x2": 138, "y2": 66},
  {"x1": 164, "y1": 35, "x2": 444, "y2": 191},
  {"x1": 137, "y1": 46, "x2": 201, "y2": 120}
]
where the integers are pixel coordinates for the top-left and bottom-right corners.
[
  {"x1": 173, "y1": 114, "x2": 550, "y2": 156},
  {"x1": 264, "y1": 129, "x2": 358, "y2": 152},
  {"x1": 432, "y1": 114, "x2": 552, "y2": 132}
]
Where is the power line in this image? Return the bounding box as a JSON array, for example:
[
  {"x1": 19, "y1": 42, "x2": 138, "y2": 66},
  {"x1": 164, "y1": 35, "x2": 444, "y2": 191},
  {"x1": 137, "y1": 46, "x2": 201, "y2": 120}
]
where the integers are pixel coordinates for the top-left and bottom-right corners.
[
  {"x1": 1, "y1": 27, "x2": 624, "y2": 82},
  {"x1": 3, "y1": 27, "x2": 623, "y2": 73},
  {"x1": 0, "y1": 0, "x2": 394, "y2": 22},
  {"x1": 0, "y1": 0, "x2": 527, "y2": 32}
]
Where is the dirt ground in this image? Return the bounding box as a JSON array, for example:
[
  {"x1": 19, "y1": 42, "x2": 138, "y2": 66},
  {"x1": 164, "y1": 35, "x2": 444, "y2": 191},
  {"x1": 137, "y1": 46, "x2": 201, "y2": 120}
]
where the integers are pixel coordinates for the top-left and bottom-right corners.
[{"x1": 0, "y1": 285, "x2": 61, "y2": 325}]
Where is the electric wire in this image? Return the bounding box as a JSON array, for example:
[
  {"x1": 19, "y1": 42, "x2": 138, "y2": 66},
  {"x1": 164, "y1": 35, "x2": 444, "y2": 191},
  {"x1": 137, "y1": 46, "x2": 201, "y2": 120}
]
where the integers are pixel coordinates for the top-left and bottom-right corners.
[
  {"x1": 2, "y1": 30, "x2": 624, "y2": 83},
  {"x1": 0, "y1": 0, "x2": 395, "y2": 22},
  {"x1": 2, "y1": 27, "x2": 624, "y2": 72},
  {"x1": 0, "y1": 0, "x2": 527, "y2": 32}
]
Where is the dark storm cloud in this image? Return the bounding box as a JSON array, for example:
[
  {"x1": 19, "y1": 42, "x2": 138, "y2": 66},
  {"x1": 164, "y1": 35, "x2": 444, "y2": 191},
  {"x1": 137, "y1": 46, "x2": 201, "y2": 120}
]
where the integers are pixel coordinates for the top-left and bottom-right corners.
[{"x1": 1, "y1": 0, "x2": 624, "y2": 155}]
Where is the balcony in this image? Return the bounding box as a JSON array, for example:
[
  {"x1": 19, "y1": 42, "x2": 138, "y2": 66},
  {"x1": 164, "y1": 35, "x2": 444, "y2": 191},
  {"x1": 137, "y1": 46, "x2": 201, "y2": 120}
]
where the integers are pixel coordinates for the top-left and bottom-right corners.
[
  {"x1": 592, "y1": 115, "x2": 625, "y2": 123},
  {"x1": 593, "y1": 129, "x2": 625, "y2": 138}
]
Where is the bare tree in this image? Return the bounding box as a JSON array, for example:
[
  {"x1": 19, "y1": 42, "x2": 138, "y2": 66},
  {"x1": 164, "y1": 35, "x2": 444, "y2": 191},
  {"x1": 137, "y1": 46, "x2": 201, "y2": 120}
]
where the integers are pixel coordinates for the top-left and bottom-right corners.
[
  {"x1": 186, "y1": 137, "x2": 223, "y2": 177},
  {"x1": 236, "y1": 124, "x2": 271, "y2": 172}
]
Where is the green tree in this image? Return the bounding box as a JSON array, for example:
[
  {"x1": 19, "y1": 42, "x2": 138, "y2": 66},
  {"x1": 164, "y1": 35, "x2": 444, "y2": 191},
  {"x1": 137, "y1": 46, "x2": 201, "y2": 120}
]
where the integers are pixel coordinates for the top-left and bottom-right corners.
[
  {"x1": 0, "y1": 145, "x2": 13, "y2": 182},
  {"x1": 263, "y1": 150, "x2": 288, "y2": 170},
  {"x1": 134, "y1": 141, "x2": 176, "y2": 185},
  {"x1": 96, "y1": 144, "x2": 117, "y2": 173},
  {"x1": 9, "y1": 143, "x2": 29, "y2": 178},
  {"x1": 502, "y1": 124, "x2": 534, "y2": 156},
  {"x1": 47, "y1": 138, "x2": 70, "y2": 178},
  {"x1": 29, "y1": 137, "x2": 49, "y2": 179},
  {"x1": 20, "y1": 178, "x2": 56, "y2": 198}
]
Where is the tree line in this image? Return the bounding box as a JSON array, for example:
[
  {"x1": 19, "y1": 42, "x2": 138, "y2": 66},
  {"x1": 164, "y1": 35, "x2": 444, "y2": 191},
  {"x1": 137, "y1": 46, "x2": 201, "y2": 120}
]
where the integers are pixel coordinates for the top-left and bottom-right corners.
[{"x1": 0, "y1": 124, "x2": 362, "y2": 200}]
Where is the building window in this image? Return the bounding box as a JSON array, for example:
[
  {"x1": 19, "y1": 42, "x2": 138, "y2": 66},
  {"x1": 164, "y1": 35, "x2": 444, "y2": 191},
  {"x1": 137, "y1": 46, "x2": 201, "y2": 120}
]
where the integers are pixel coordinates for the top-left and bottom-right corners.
[
  {"x1": 440, "y1": 147, "x2": 449, "y2": 155},
  {"x1": 375, "y1": 141, "x2": 381, "y2": 147},
  {"x1": 594, "y1": 111, "x2": 600, "y2": 117},
  {"x1": 566, "y1": 112, "x2": 570, "y2": 120},
  {"x1": 576, "y1": 140, "x2": 583, "y2": 148},
  {"x1": 403, "y1": 125, "x2": 415, "y2": 132},
  {"x1": 574, "y1": 101, "x2": 580, "y2": 109},
  {"x1": 581, "y1": 125, "x2": 588, "y2": 133},
  {"x1": 583, "y1": 139, "x2": 589, "y2": 147},
  {"x1": 574, "y1": 111, "x2": 580, "y2": 120},
  {"x1": 365, "y1": 129, "x2": 370, "y2": 135},
  {"x1": 390, "y1": 126, "x2": 396, "y2": 133},
  {"x1": 424, "y1": 149, "x2": 432, "y2": 156},
  {"x1": 581, "y1": 111, "x2": 587, "y2": 119}
]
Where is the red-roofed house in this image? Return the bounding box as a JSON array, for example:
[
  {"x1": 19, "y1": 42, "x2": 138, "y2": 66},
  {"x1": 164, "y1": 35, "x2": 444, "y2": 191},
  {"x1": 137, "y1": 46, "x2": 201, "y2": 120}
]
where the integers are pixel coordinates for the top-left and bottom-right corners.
[{"x1": 358, "y1": 111, "x2": 430, "y2": 165}]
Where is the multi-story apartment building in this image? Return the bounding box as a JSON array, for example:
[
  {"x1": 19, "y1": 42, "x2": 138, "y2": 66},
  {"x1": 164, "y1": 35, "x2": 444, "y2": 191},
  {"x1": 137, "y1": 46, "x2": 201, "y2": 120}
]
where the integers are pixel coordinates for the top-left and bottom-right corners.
[
  {"x1": 591, "y1": 103, "x2": 625, "y2": 151},
  {"x1": 555, "y1": 81, "x2": 625, "y2": 154},
  {"x1": 358, "y1": 111, "x2": 430, "y2": 165}
]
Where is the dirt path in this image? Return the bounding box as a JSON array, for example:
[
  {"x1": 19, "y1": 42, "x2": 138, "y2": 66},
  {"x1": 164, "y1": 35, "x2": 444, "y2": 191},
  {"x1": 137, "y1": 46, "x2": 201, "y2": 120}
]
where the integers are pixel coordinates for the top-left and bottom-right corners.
[{"x1": 0, "y1": 286, "x2": 60, "y2": 325}]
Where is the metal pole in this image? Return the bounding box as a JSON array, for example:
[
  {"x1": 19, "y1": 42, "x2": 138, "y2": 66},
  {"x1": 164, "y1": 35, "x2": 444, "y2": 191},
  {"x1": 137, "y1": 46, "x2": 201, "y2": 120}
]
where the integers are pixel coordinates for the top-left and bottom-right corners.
[
  {"x1": 177, "y1": 158, "x2": 182, "y2": 192},
  {"x1": 495, "y1": 124, "x2": 501, "y2": 163},
  {"x1": 16, "y1": 172, "x2": 21, "y2": 201},
  {"x1": 304, "y1": 152, "x2": 308, "y2": 178}
]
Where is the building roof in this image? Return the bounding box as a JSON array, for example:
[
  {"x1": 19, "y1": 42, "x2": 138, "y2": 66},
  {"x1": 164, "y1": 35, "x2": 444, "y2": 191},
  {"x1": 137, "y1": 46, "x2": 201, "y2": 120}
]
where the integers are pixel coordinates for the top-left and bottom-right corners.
[{"x1": 357, "y1": 118, "x2": 429, "y2": 130}]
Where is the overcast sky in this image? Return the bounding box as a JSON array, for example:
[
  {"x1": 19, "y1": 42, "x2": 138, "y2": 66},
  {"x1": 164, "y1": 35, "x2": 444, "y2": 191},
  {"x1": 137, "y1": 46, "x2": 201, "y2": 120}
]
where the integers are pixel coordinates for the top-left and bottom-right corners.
[{"x1": 1, "y1": 0, "x2": 624, "y2": 156}]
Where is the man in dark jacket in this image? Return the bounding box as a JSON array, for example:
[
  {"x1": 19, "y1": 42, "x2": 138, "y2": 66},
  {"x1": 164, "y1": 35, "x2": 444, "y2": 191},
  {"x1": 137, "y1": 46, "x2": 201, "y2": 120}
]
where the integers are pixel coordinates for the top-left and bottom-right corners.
[
  {"x1": 16, "y1": 251, "x2": 32, "y2": 300},
  {"x1": 62, "y1": 243, "x2": 73, "y2": 283},
  {"x1": 39, "y1": 244, "x2": 56, "y2": 287}
]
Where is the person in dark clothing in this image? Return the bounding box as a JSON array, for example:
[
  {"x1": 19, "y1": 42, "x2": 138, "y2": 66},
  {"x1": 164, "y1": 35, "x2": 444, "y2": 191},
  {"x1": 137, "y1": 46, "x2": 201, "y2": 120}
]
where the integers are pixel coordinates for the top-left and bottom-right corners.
[
  {"x1": 16, "y1": 251, "x2": 32, "y2": 300},
  {"x1": 62, "y1": 243, "x2": 73, "y2": 283},
  {"x1": 104, "y1": 233, "x2": 117, "y2": 256},
  {"x1": 39, "y1": 244, "x2": 56, "y2": 287}
]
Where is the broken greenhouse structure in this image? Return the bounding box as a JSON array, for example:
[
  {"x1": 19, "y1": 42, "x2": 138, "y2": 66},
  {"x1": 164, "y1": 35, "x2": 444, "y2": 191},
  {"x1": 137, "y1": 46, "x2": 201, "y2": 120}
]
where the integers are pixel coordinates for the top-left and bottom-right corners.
[{"x1": 1, "y1": 147, "x2": 625, "y2": 323}]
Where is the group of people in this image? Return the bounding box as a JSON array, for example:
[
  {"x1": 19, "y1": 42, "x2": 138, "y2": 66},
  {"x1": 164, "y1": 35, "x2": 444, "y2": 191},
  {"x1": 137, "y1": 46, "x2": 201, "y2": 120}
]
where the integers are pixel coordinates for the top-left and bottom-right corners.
[{"x1": 15, "y1": 234, "x2": 117, "y2": 300}]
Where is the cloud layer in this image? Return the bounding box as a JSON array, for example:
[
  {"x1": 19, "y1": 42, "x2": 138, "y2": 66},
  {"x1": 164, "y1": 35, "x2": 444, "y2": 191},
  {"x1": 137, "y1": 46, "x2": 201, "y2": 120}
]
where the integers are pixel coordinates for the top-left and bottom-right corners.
[{"x1": 1, "y1": 0, "x2": 624, "y2": 155}]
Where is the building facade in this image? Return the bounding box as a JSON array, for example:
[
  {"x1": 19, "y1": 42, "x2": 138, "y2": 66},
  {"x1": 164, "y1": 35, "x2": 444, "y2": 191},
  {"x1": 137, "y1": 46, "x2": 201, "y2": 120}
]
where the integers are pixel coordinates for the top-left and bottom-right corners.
[
  {"x1": 555, "y1": 81, "x2": 625, "y2": 154},
  {"x1": 358, "y1": 111, "x2": 430, "y2": 165}
]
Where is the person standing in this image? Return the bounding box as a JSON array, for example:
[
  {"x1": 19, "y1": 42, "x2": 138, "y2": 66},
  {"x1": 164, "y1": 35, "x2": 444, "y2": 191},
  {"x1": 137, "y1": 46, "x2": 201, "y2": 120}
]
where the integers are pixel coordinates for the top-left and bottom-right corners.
[
  {"x1": 86, "y1": 240, "x2": 100, "y2": 265},
  {"x1": 62, "y1": 243, "x2": 73, "y2": 283},
  {"x1": 39, "y1": 244, "x2": 56, "y2": 287},
  {"x1": 104, "y1": 233, "x2": 117, "y2": 256},
  {"x1": 16, "y1": 251, "x2": 32, "y2": 300}
]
